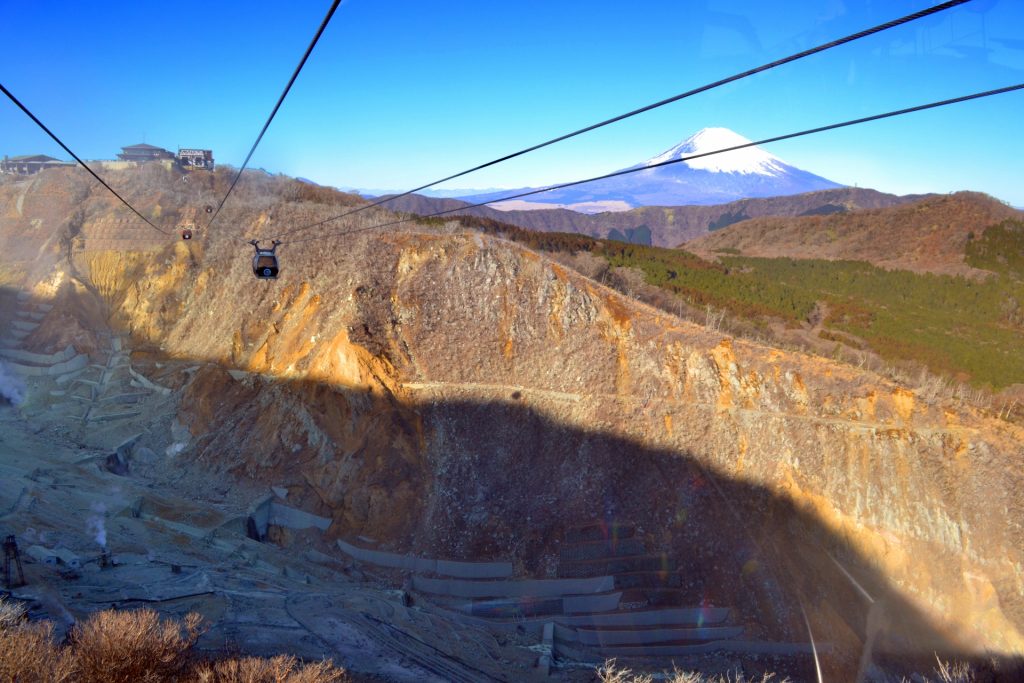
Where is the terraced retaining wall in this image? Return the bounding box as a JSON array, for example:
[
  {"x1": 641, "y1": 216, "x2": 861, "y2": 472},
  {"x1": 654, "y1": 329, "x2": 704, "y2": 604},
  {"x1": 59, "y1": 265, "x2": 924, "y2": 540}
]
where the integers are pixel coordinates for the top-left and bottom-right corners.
[{"x1": 337, "y1": 539, "x2": 514, "y2": 579}]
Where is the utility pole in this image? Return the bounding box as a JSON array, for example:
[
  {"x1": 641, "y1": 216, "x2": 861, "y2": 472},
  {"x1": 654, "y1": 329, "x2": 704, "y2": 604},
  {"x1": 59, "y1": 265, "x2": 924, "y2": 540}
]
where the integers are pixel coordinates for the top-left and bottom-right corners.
[{"x1": 4, "y1": 535, "x2": 26, "y2": 588}]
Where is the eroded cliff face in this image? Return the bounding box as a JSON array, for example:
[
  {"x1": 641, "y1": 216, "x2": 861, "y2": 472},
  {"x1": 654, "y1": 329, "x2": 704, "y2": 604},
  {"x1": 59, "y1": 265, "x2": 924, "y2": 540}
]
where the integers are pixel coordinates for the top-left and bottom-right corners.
[
  {"x1": 83, "y1": 226, "x2": 1024, "y2": 655},
  {"x1": 380, "y1": 233, "x2": 1024, "y2": 655},
  {"x1": 83, "y1": 242, "x2": 429, "y2": 545},
  {"x1": 4, "y1": 169, "x2": 1023, "y2": 663}
]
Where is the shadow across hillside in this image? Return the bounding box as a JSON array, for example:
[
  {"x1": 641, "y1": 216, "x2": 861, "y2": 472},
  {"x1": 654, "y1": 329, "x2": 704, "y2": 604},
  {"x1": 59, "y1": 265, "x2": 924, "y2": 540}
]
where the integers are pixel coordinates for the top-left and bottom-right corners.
[
  {"x1": 406, "y1": 394, "x2": 1023, "y2": 681},
  {"x1": 100, "y1": 343, "x2": 1019, "y2": 680},
  {"x1": 4, "y1": 280, "x2": 1024, "y2": 681}
]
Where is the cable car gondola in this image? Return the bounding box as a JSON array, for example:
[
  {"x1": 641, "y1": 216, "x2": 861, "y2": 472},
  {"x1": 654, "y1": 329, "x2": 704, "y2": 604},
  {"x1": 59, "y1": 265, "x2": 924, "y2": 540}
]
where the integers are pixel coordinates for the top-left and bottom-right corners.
[{"x1": 249, "y1": 239, "x2": 281, "y2": 279}]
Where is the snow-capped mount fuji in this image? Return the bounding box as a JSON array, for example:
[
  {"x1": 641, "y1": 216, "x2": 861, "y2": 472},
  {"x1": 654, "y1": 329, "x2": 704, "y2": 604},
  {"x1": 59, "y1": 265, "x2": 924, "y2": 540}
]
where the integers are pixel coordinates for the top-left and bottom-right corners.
[
  {"x1": 459, "y1": 127, "x2": 844, "y2": 212},
  {"x1": 646, "y1": 127, "x2": 791, "y2": 175}
]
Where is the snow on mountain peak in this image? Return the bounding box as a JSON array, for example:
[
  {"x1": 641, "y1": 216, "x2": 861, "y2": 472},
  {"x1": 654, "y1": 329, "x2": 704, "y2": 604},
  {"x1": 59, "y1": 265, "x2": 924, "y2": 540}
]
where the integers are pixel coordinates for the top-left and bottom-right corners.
[{"x1": 646, "y1": 127, "x2": 788, "y2": 175}]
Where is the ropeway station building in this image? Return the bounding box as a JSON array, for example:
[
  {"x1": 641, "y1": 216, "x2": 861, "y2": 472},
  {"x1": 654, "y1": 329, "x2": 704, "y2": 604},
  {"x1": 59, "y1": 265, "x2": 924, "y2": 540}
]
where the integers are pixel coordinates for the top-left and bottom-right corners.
[
  {"x1": 117, "y1": 143, "x2": 214, "y2": 170},
  {"x1": 0, "y1": 154, "x2": 71, "y2": 175},
  {"x1": 2, "y1": 144, "x2": 215, "y2": 175}
]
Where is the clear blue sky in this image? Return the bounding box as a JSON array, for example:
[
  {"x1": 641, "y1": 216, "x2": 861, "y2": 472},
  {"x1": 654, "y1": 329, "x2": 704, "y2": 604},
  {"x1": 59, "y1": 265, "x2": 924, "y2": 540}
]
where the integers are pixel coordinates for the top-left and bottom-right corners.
[{"x1": 2, "y1": 1, "x2": 1022, "y2": 205}]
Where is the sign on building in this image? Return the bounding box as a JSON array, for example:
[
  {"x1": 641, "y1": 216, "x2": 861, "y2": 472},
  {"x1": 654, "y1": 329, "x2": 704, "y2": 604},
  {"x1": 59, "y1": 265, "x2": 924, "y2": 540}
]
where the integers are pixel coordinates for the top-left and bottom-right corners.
[{"x1": 177, "y1": 148, "x2": 214, "y2": 170}]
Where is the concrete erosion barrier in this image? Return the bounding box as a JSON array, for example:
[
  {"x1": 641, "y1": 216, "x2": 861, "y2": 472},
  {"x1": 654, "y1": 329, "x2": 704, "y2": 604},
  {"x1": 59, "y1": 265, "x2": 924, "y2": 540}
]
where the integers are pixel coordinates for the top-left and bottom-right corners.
[
  {"x1": 468, "y1": 597, "x2": 563, "y2": 618},
  {"x1": 0, "y1": 344, "x2": 76, "y2": 365},
  {"x1": 3, "y1": 361, "x2": 47, "y2": 377},
  {"x1": 271, "y1": 503, "x2": 331, "y2": 531},
  {"x1": 562, "y1": 592, "x2": 622, "y2": 614},
  {"x1": 412, "y1": 574, "x2": 615, "y2": 599},
  {"x1": 4, "y1": 354, "x2": 88, "y2": 377},
  {"x1": 562, "y1": 606, "x2": 731, "y2": 628},
  {"x1": 249, "y1": 495, "x2": 332, "y2": 540},
  {"x1": 50, "y1": 355, "x2": 89, "y2": 375},
  {"x1": 337, "y1": 539, "x2": 514, "y2": 579},
  {"x1": 128, "y1": 367, "x2": 171, "y2": 395},
  {"x1": 586, "y1": 639, "x2": 831, "y2": 658},
  {"x1": 576, "y1": 625, "x2": 744, "y2": 647},
  {"x1": 450, "y1": 590, "x2": 629, "y2": 620}
]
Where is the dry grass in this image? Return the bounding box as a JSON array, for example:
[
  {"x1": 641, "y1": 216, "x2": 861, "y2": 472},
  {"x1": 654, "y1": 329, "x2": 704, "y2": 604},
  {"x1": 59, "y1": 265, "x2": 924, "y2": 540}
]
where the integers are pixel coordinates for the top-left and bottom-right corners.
[
  {"x1": 597, "y1": 659, "x2": 789, "y2": 683},
  {"x1": 0, "y1": 599, "x2": 348, "y2": 682},
  {"x1": 0, "y1": 596, "x2": 26, "y2": 629},
  {"x1": 192, "y1": 655, "x2": 348, "y2": 683},
  {"x1": 894, "y1": 656, "x2": 1003, "y2": 683},
  {"x1": 70, "y1": 608, "x2": 205, "y2": 682},
  {"x1": 0, "y1": 618, "x2": 76, "y2": 682},
  {"x1": 931, "y1": 658, "x2": 974, "y2": 683}
]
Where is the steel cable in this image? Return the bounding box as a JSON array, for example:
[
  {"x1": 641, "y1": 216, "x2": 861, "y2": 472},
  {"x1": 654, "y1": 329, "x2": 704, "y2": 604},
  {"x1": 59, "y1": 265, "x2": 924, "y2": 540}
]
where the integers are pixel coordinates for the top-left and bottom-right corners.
[
  {"x1": 286, "y1": 82, "x2": 1024, "y2": 245},
  {"x1": 0, "y1": 82, "x2": 171, "y2": 236},
  {"x1": 206, "y1": 0, "x2": 342, "y2": 232},
  {"x1": 269, "y1": 0, "x2": 971, "y2": 242}
]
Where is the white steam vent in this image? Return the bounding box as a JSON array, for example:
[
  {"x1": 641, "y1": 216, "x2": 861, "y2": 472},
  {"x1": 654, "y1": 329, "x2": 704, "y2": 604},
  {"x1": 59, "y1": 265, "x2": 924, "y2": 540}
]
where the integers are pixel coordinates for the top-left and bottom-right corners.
[
  {"x1": 86, "y1": 502, "x2": 107, "y2": 549},
  {"x1": 0, "y1": 361, "x2": 27, "y2": 406}
]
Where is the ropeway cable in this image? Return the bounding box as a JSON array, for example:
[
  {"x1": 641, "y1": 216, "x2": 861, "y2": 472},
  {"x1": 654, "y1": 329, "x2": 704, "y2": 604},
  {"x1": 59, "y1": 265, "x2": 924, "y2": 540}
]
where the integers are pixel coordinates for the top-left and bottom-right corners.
[
  {"x1": 799, "y1": 596, "x2": 826, "y2": 683},
  {"x1": 206, "y1": 0, "x2": 342, "y2": 232},
  {"x1": 268, "y1": 0, "x2": 971, "y2": 242},
  {"x1": 0, "y1": 82, "x2": 171, "y2": 236},
  {"x1": 284, "y1": 82, "x2": 1024, "y2": 245}
]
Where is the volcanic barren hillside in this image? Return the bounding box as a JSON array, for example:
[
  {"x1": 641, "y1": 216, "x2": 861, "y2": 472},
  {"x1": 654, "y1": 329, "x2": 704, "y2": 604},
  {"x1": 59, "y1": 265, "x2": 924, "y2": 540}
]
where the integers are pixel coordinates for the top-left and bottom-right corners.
[
  {"x1": 687, "y1": 191, "x2": 1023, "y2": 276},
  {"x1": 2, "y1": 166, "x2": 1024, "y2": 679}
]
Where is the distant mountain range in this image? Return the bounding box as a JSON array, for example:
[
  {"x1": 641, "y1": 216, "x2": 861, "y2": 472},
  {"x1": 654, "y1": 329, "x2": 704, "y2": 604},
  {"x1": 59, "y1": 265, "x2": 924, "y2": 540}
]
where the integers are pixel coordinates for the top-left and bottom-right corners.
[
  {"x1": 377, "y1": 187, "x2": 931, "y2": 247},
  {"x1": 457, "y1": 127, "x2": 844, "y2": 211},
  {"x1": 360, "y1": 127, "x2": 844, "y2": 212},
  {"x1": 341, "y1": 186, "x2": 509, "y2": 199}
]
